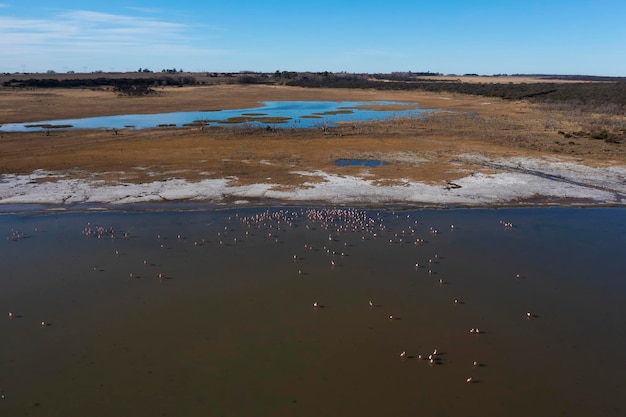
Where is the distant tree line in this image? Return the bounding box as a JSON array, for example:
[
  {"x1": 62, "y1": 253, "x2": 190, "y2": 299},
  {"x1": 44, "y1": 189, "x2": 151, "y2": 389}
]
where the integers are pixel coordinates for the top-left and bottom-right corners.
[
  {"x1": 2, "y1": 76, "x2": 197, "y2": 95},
  {"x1": 232, "y1": 74, "x2": 273, "y2": 85}
]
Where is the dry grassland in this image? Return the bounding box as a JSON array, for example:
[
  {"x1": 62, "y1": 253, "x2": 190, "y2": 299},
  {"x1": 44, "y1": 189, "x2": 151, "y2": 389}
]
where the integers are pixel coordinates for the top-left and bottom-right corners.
[{"x1": 1, "y1": 84, "x2": 624, "y2": 191}]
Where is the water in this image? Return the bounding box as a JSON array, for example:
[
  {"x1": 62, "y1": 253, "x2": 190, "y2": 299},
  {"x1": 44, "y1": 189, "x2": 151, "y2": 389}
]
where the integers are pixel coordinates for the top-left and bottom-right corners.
[
  {"x1": 0, "y1": 101, "x2": 425, "y2": 132},
  {"x1": 1, "y1": 207, "x2": 625, "y2": 417},
  {"x1": 335, "y1": 159, "x2": 389, "y2": 167}
]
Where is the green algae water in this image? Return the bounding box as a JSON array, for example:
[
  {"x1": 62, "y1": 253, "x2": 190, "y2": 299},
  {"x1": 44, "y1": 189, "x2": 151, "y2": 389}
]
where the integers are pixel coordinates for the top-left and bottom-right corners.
[{"x1": 1, "y1": 207, "x2": 625, "y2": 417}]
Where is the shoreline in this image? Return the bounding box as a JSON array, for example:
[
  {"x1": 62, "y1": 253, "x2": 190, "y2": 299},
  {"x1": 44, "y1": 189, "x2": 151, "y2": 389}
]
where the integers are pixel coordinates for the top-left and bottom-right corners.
[
  {"x1": 2, "y1": 155, "x2": 624, "y2": 213},
  {"x1": 1, "y1": 201, "x2": 623, "y2": 216}
]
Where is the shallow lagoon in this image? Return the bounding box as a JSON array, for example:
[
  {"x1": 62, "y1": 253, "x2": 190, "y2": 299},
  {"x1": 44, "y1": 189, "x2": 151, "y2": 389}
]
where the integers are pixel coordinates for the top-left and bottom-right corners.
[
  {"x1": 1, "y1": 207, "x2": 625, "y2": 417},
  {"x1": 0, "y1": 101, "x2": 425, "y2": 131}
]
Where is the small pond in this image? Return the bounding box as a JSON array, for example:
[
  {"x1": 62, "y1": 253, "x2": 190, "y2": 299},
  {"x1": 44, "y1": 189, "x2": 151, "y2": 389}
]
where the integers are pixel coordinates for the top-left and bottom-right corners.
[
  {"x1": 335, "y1": 158, "x2": 389, "y2": 167},
  {"x1": 0, "y1": 101, "x2": 427, "y2": 132}
]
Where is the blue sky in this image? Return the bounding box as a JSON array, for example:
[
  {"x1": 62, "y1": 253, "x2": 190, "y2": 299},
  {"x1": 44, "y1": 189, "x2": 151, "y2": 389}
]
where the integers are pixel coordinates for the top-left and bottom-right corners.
[{"x1": 1, "y1": 1, "x2": 625, "y2": 75}]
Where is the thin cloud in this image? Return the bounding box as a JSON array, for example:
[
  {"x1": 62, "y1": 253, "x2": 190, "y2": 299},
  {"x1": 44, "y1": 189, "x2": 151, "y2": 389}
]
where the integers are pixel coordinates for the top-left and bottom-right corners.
[
  {"x1": 58, "y1": 10, "x2": 188, "y2": 42},
  {"x1": 124, "y1": 6, "x2": 165, "y2": 15},
  {"x1": 0, "y1": 9, "x2": 194, "y2": 61},
  {"x1": 0, "y1": 6, "x2": 238, "y2": 72}
]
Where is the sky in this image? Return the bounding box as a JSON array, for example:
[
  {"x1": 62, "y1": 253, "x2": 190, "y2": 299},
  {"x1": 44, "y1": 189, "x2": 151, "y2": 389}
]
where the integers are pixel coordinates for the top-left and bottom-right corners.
[{"x1": 1, "y1": 1, "x2": 625, "y2": 76}]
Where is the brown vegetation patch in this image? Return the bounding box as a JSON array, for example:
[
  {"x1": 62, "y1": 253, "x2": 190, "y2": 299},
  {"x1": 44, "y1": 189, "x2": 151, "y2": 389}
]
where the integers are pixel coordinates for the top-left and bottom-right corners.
[
  {"x1": 313, "y1": 109, "x2": 354, "y2": 115},
  {"x1": 219, "y1": 116, "x2": 291, "y2": 125},
  {"x1": 355, "y1": 103, "x2": 422, "y2": 112}
]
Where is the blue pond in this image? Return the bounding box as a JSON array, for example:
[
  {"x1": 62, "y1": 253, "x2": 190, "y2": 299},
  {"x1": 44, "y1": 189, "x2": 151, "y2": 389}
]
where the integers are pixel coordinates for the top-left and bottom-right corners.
[
  {"x1": 335, "y1": 159, "x2": 389, "y2": 167},
  {"x1": 0, "y1": 101, "x2": 426, "y2": 132}
]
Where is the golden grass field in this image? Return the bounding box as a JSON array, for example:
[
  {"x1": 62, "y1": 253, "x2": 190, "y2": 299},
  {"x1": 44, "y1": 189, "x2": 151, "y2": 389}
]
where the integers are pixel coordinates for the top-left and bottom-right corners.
[{"x1": 1, "y1": 81, "x2": 624, "y2": 191}]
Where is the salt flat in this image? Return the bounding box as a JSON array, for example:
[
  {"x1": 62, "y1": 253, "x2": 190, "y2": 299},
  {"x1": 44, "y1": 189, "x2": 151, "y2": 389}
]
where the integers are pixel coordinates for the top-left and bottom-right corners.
[{"x1": 1, "y1": 155, "x2": 623, "y2": 206}]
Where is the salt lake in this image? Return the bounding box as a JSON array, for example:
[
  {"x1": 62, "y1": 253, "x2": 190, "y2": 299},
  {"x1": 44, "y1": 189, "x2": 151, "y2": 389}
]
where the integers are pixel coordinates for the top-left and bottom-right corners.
[{"x1": 1, "y1": 206, "x2": 625, "y2": 417}]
